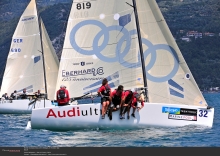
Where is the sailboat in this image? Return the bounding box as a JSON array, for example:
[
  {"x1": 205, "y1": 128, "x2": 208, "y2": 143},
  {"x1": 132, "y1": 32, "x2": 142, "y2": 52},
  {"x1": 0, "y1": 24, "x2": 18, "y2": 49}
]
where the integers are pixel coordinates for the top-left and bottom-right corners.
[
  {"x1": 30, "y1": 0, "x2": 214, "y2": 130},
  {"x1": 0, "y1": 0, "x2": 59, "y2": 114}
]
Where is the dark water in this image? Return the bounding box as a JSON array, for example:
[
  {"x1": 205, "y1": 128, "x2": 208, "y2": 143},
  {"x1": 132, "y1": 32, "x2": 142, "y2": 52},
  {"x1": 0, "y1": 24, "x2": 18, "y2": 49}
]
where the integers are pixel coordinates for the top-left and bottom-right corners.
[{"x1": 0, "y1": 93, "x2": 219, "y2": 147}]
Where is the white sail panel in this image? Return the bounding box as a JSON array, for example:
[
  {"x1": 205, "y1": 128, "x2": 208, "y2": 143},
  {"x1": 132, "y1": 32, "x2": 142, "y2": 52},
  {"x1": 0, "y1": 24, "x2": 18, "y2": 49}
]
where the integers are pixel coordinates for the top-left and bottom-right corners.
[
  {"x1": 40, "y1": 19, "x2": 59, "y2": 100},
  {"x1": 56, "y1": 0, "x2": 145, "y2": 97},
  {"x1": 136, "y1": 0, "x2": 206, "y2": 106},
  {"x1": 0, "y1": 0, "x2": 45, "y2": 95}
]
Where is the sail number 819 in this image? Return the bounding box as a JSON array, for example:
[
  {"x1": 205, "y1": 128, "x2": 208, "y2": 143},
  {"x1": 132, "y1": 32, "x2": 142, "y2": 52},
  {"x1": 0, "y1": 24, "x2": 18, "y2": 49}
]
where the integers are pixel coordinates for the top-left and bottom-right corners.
[{"x1": 76, "y1": 2, "x2": 91, "y2": 10}]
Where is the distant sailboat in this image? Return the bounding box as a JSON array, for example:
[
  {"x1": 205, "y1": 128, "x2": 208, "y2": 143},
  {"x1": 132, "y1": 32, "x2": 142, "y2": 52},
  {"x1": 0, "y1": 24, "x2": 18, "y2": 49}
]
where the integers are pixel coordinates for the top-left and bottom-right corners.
[
  {"x1": 0, "y1": 0, "x2": 59, "y2": 114},
  {"x1": 30, "y1": 0, "x2": 214, "y2": 130}
]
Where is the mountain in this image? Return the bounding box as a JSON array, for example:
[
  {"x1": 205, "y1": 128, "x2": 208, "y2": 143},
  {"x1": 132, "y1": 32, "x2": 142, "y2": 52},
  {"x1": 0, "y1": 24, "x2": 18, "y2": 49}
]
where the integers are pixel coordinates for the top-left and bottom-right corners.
[
  {"x1": 157, "y1": 0, "x2": 220, "y2": 33},
  {"x1": 0, "y1": 0, "x2": 220, "y2": 91},
  {"x1": 156, "y1": 0, "x2": 220, "y2": 90}
]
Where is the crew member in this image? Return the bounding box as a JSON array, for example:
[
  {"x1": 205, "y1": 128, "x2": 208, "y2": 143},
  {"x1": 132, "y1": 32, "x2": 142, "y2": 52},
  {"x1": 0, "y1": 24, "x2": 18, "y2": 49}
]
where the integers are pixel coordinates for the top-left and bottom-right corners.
[
  {"x1": 2, "y1": 93, "x2": 9, "y2": 100},
  {"x1": 130, "y1": 93, "x2": 144, "y2": 118},
  {"x1": 20, "y1": 88, "x2": 29, "y2": 99},
  {"x1": 56, "y1": 85, "x2": 70, "y2": 106},
  {"x1": 10, "y1": 90, "x2": 18, "y2": 100},
  {"x1": 108, "y1": 85, "x2": 124, "y2": 120},
  {"x1": 97, "y1": 78, "x2": 111, "y2": 119},
  {"x1": 120, "y1": 90, "x2": 134, "y2": 119},
  {"x1": 33, "y1": 90, "x2": 44, "y2": 100}
]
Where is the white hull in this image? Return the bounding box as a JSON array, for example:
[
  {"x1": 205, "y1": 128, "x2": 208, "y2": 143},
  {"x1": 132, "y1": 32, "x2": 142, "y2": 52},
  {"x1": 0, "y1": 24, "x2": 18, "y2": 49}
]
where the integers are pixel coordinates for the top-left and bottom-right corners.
[
  {"x1": 30, "y1": 103, "x2": 214, "y2": 130},
  {"x1": 0, "y1": 99, "x2": 55, "y2": 114}
]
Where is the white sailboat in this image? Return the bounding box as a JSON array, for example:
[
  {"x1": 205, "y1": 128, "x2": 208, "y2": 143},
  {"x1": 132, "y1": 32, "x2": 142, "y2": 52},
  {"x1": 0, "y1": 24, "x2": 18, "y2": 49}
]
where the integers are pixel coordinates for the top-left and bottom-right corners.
[
  {"x1": 30, "y1": 0, "x2": 214, "y2": 130},
  {"x1": 0, "y1": 0, "x2": 59, "y2": 114}
]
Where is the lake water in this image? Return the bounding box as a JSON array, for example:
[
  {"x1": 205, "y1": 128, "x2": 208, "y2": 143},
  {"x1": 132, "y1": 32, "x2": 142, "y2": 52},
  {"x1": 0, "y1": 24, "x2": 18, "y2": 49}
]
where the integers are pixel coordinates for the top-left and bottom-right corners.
[{"x1": 0, "y1": 93, "x2": 219, "y2": 147}]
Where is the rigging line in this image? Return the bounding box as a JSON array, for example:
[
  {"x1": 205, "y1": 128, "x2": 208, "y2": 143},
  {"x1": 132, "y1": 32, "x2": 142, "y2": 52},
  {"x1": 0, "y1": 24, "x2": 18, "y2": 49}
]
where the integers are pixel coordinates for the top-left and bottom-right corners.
[
  {"x1": 116, "y1": 10, "x2": 138, "y2": 55},
  {"x1": 116, "y1": 10, "x2": 134, "y2": 38},
  {"x1": 131, "y1": 0, "x2": 148, "y2": 102}
]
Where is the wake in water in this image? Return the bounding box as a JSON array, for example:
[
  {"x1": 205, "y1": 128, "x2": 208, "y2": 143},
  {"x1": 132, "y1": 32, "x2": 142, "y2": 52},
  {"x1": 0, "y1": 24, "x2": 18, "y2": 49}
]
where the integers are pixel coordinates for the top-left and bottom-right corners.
[
  {"x1": 25, "y1": 119, "x2": 31, "y2": 130},
  {"x1": 46, "y1": 124, "x2": 211, "y2": 147}
]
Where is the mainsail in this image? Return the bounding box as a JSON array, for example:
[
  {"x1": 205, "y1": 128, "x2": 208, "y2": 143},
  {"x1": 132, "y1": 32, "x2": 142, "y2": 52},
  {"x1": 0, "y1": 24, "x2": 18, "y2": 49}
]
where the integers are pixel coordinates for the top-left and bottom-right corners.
[
  {"x1": 0, "y1": 0, "x2": 59, "y2": 100},
  {"x1": 56, "y1": 0, "x2": 206, "y2": 107},
  {"x1": 135, "y1": 0, "x2": 207, "y2": 106},
  {"x1": 56, "y1": 0, "x2": 145, "y2": 97}
]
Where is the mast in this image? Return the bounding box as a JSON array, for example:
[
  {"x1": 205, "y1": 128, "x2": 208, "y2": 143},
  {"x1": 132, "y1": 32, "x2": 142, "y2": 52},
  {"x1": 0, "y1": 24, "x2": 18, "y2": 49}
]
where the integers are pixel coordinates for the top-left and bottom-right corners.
[
  {"x1": 36, "y1": 6, "x2": 48, "y2": 100},
  {"x1": 39, "y1": 17, "x2": 48, "y2": 99},
  {"x1": 127, "y1": 0, "x2": 148, "y2": 101}
]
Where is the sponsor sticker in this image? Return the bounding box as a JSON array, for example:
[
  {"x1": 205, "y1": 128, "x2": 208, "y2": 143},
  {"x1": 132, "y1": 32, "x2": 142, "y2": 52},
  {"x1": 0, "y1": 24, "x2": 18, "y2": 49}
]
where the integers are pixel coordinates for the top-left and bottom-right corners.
[
  {"x1": 168, "y1": 114, "x2": 197, "y2": 121},
  {"x1": 22, "y1": 16, "x2": 35, "y2": 21},
  {"x1": 81, "y1": 62, "x2": 85, "y2": 66},
  {"x1": 62, "y1": 67, "x2": 104, "y2": 77},
  {"x1": 180, "y1": 108, "x2": 197, "y2": 115},
  {"x1": 162, "y1": 107, "x2": 180, "y2": 114}
]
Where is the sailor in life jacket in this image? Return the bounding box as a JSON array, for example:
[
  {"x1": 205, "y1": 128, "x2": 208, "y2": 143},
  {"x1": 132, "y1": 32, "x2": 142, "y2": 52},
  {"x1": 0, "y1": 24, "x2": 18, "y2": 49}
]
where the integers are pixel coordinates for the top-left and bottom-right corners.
[
  {"x1": 56, "y1": 85, "x2": 70, "y2": 106},
  {"x1": 119, "y1": 89, "x2": 135, "y2": 119},
  {"x1": 34, "y1": 90, "x2": 41, "y2": 97},
  {"x1": 33, "y1": 90, "x2": 43, "y2": 100},
  {"x1": 10, "y1": 90, "x2": 18, "y2": 100},
  {"x1": 1, "y1": 93, "x2": 9, "y2": 100},
  {"x1": 97, "y1": 78, "x2": 111, "y2": 119},
  {"x1": 108, "y1": 85, "x2": 124, "y2": 120},
  {"x1": 19, "y1": 88, "x2": 29, "y2": 99},
  {"x1": 130, "y1": 93, "x2": 144, "y2": 118}
]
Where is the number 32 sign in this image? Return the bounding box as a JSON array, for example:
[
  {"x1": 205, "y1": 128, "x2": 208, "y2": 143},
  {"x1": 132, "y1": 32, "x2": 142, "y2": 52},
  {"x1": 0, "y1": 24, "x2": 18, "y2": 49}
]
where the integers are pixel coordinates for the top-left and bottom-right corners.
[{"x1": 198, "y1": 110, "x2": 208, "y2": 117}]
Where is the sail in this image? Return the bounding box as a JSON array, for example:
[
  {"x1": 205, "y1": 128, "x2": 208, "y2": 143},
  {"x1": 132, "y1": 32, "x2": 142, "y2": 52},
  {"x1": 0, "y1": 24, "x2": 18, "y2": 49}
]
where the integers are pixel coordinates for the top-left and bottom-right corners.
[
  {"x1": 40, "y1": 18, "x2": 59, "y2": 100},
  {"x1": 0, "y1": 0, "x2": 59, "y2": 99},
  {"x1": 135, "y1": 0, "x2": 207, "y2": 106},
  {"x1": 56, "y1": 0, "x2": 145, "y2": 97}
]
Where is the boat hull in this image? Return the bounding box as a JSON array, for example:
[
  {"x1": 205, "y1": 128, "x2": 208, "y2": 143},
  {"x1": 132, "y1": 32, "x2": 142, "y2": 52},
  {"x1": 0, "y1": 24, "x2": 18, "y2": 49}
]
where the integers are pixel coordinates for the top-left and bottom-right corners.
[
  {"x1": 0, "y1": 99, "x2": 55, "y2": 114},
  {"x1": 30, "y1": 102, "x2": 214, "y2": 130}
]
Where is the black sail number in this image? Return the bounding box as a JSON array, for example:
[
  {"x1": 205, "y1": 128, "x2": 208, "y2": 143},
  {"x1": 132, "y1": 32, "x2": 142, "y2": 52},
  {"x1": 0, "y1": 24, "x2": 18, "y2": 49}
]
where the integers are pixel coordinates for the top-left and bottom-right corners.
[{"x1": 76, "y1": 2, "x2": 91, "y2": 10}]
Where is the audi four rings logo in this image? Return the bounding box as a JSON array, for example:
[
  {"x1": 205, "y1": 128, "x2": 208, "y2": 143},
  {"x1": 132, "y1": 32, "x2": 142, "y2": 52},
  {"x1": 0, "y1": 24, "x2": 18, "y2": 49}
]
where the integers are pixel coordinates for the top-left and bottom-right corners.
[{"x1": 69, "y1": 20, "x2": 180, "y2": 83}]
